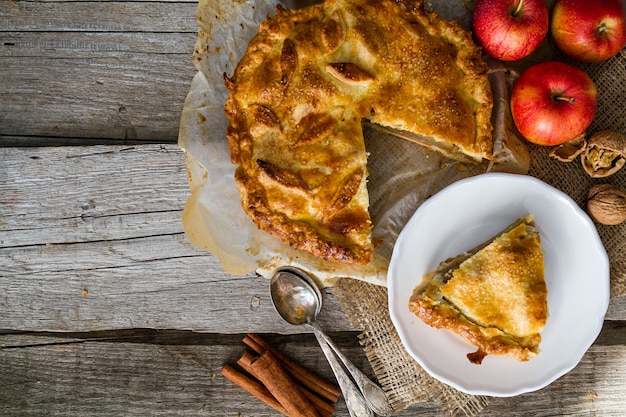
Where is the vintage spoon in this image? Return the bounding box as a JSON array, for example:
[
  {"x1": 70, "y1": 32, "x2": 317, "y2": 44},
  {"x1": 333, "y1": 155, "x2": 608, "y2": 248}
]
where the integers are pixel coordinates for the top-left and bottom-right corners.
[{"x1": 270, "y1": 267, "x2": 394, "y2": 417}]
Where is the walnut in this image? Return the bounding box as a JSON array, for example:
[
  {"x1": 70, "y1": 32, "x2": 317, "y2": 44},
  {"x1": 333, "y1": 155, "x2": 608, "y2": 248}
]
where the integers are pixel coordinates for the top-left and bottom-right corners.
[
  {"x1": 587, "y1": 184, "x2": 626, "y2": 225},
  {"x1": 549, "y1": 133, "x2": 586, "y2": 162},
  {"x1": 581, "y1": 130, "x2": 626, "y2": 178}
]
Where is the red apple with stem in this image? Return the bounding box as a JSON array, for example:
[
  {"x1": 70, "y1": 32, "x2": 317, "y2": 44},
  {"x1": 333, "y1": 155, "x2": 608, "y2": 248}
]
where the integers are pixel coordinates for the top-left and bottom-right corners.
[
  {"x1": 552, "y1": 0, "x2": 626, "y2": 63},
  {"x1": 511, "y1": 61, "x2": 598, "y2": 146},
  {"x1": 472, "y1": 0, "x2": 549, "y2": 61}
]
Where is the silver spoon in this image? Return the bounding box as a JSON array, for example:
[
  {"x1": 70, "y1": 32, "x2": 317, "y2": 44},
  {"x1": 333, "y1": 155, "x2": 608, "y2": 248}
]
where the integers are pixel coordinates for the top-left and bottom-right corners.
[{"x1": 270, "y1": 267, "x2": 394, "y2": 417}]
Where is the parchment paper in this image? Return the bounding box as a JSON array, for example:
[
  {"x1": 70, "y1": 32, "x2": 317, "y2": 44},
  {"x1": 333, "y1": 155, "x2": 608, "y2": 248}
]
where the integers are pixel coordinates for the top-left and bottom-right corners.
[{"x1": 178, "y1": 0, "x2": 513, "y2": 287}]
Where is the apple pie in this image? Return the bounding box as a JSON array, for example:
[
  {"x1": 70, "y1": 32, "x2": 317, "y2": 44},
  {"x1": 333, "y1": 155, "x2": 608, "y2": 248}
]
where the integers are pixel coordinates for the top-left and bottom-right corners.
[
  {"x1": 224, "y1": 0, "x2": 493, "y2": 265},
  {"x1": 408, "y1": 214, "x2": 548, "y2": 364}
]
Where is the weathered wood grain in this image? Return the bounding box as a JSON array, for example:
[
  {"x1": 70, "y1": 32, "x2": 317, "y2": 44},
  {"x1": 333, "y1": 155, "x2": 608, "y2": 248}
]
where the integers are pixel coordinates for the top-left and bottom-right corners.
[
  {"x1": 0, "y1": 145, "x2": 351, "y2": 333},
  {"x1": 2, "y1": 145, "x2": 625, "y2": 332},
  {"x1": 0, "y1": 1, "x2": 198, "y2": 144},
  {"x1": 1, "y1": 145, "x2": 188, "y2": 246},
  {"x1": 0, "y1": 332, "x2": 377, "y2": 417},
  {"x1": 0, "y1": 34, "x2": 196, "y2": 142},
  {"x1": 2, "y1": 1, "x2": 198, "y2": 32},
  {"x1": 1, "y1": 330, "x2": 625, "y2": 417},
  {"x1": 2, "y1": 1, "x2": 626, "y2": 415}
]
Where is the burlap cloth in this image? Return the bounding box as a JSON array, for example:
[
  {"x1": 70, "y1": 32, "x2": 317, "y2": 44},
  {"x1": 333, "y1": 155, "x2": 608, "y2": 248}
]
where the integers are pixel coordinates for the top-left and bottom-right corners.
[
  {"x1": 180, "y1": 0, "x2": 625, "y2": 414},
  {"x1": 331, "y1": 48, "x2": 626, "y2": 416}
]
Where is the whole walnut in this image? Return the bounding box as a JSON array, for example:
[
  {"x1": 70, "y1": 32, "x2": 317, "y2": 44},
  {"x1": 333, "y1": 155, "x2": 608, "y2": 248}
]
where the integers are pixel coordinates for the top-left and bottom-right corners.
[{"x1": 587, "y1": 184, "x2": 626, "y2": 225}]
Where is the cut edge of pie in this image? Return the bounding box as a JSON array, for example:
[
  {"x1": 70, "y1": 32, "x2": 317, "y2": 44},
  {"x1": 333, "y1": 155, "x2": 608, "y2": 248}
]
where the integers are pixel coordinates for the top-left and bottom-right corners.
[
  {"x1": 224, "y1": 0, "x2": 494, "y2": 265},
  {"x1": 408, "y1": 214, "x2": 548, "y2": 364}
]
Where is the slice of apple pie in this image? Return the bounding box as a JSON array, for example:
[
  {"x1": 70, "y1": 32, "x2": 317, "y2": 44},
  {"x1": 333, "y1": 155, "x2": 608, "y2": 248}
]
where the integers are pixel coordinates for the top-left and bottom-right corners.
[{"x1": 409, "y1": 214, "x2": 548, "y2": 364}]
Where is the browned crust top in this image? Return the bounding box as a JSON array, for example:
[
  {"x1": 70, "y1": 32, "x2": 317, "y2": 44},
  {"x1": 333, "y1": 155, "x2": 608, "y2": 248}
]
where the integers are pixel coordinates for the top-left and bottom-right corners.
[
  {"x1": 409, "y1": 217, "x2": 547, "y2": 363},
  {"x1": 224, "y1": 0, "x2": 493, "y2": 265}
]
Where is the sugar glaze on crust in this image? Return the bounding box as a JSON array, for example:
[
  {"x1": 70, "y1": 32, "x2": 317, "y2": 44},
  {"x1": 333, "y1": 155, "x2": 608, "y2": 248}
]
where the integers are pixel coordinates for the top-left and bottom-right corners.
[
  {"x1": 409, "y1": 215, "x2": 548, "y2": 364},
  {"x1": 224, "y1": 0, "x2": 493, "y2": 265}
]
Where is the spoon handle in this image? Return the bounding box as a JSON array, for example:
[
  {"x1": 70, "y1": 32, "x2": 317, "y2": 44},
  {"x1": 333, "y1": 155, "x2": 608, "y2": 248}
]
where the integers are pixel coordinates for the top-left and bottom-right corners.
[
  {"x1": 311, "y1": 324, "x2": 394, "y2": 417},
  {"x1": 311, "y1": 328, "x2": 373, "y2": 417}
]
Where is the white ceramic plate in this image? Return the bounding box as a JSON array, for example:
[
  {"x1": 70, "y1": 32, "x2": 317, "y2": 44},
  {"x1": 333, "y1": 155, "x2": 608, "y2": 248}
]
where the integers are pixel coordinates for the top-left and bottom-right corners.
[{"x1": 388, "y1": 173, "x2": 610, "y2": 397}]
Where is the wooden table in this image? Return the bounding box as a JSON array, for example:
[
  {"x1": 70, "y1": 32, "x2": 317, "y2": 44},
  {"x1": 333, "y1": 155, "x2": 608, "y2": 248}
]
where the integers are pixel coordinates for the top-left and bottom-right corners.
[{"x1": 2, "y1": 1, "x2": 625, "y2": 415}]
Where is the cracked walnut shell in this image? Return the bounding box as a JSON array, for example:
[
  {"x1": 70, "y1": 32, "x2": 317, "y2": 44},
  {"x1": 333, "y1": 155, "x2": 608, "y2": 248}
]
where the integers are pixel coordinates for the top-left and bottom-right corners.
[
  {"x1": 549, "y1": 133, "x2": 586, "y2": 162},
  {"x1": 581, "y1": 130, "x2": 626, "y2": 178}
]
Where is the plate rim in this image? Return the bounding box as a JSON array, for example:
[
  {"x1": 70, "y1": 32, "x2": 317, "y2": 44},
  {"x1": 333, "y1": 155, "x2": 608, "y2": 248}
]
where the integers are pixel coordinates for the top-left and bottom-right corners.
[{"x1": 387, "y1": 172, "x2": 610, "y2": 397}]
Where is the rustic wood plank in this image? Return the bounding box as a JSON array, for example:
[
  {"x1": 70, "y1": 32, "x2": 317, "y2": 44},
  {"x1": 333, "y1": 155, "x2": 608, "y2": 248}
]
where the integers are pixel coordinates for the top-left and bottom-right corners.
[
  {"x1": 0, "y1": 252, "x2": 353, "y2": 333},
  {"x1": 2, "y1": 145, "x2": 625, "y2": 333},
  {"x1": 3, "y1": 145, "x2": 626, "y2": 329},
  {"x1": 0, "y1": 32, "x2": 196, "y2": 142},
  {"x1": 1, "y1": 1, "x2": 198, "y2": 32},
  {"x1": 2, "y1": 31, "x2": 195, "y2": 57},
  {"x1": 485, "y1": 344, "x2": 626, "y2": 416},
  {"x1": 0, "y1": 135, "x2": 167, "y2": 147},
  {"x1": 0, "y1": 145, "x2": 352, "y2": 332},
  {"x1": 0, "y1": 332, "x2": 382, "y2": 417},
  {"x1": 0, "y1": 0, "x2": 200, "y2": 143},
  {"x1": 1, "y1": 145, "x2": 188, "y2": 246},
  {"x1": 1, "y1": 329, "x2": 625, "y2": 416},
  {"x1": 3, "y1": 1, "x2": 623, "y2": 415}
]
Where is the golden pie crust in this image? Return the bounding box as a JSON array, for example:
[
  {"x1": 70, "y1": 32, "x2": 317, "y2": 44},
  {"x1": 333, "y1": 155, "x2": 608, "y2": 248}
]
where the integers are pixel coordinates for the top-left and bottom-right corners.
[
  {"x1": 409, "y1": 215, "x2": 548, "y2": 364},
  {"x1": 224, "y1": 0, "x2": 493, "y2": 265}
]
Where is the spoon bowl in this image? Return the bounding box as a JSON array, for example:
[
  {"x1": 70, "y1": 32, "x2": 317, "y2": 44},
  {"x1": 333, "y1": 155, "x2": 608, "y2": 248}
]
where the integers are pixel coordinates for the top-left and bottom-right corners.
[{"x1": 270, "y1": 267, "x2": 322, "y2": 326}]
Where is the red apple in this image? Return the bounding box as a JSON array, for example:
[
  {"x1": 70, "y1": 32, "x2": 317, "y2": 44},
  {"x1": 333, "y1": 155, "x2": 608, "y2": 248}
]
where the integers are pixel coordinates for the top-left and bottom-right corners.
[
  {"x1": 472, "y1": 0, "x2": 549, "y2": 61},
  {"x1": 552, "y1": 0, "x2": 626, "y2": 63},
  {"x1": 511, "y1": 61, "x2": 598, "y2": 146}
]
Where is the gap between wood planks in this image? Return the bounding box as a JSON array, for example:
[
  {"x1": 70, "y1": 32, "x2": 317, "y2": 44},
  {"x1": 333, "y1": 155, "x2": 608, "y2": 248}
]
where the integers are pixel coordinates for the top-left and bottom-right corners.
[
  {"x1": 2, "y1": 322, "x2": 625, "y2": 349},
  {"x1": 0, "y1": 330, "x2": 363, "y2": 349}
]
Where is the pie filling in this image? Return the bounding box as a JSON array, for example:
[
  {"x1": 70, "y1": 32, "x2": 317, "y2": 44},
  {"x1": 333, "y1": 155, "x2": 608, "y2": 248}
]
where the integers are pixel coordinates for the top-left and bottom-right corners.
[{"x1": 409, "y1": 215, "x2": 548, "y2": 364}]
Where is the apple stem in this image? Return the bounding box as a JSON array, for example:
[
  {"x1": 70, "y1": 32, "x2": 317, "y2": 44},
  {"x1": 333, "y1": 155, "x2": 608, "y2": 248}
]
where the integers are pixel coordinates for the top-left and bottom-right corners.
[
  {"x1": 512, "y1": 0, "x2": 525, "y2": 17},
  {"x1": 554, "y1": 95, "x2": 576, "y2": 103}
]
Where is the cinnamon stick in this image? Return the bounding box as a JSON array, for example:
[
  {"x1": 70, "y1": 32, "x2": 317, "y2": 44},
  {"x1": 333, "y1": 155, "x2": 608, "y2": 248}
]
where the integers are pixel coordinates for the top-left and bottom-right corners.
[
  {"x1": 238, "y1": 351, "x2": 335, "y2": 417},
  {"x1": 220, "y1": 365, "x2": 287, "y2": 415},
  {"x1": 244, "y1": 350, "x2": 321, "y2": 417},
  {"x1": 300, "y1": 386, "x2": 336, "y2": 417},
  {"x1": 244, "y1": 333, "x2": 341, "y2": 403}
]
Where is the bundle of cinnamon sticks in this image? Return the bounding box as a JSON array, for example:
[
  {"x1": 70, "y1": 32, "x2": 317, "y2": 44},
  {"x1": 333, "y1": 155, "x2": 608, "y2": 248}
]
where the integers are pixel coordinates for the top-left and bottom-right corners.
[{"x1": 221, "y1": 333, "x2": 341, "y2": 417}]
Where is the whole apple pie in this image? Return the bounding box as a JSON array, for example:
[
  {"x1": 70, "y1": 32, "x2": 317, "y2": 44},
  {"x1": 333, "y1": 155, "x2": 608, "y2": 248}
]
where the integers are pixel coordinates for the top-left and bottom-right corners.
[{"x1": 224, "y1": 0, "x2": 493, "y2": 265}]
